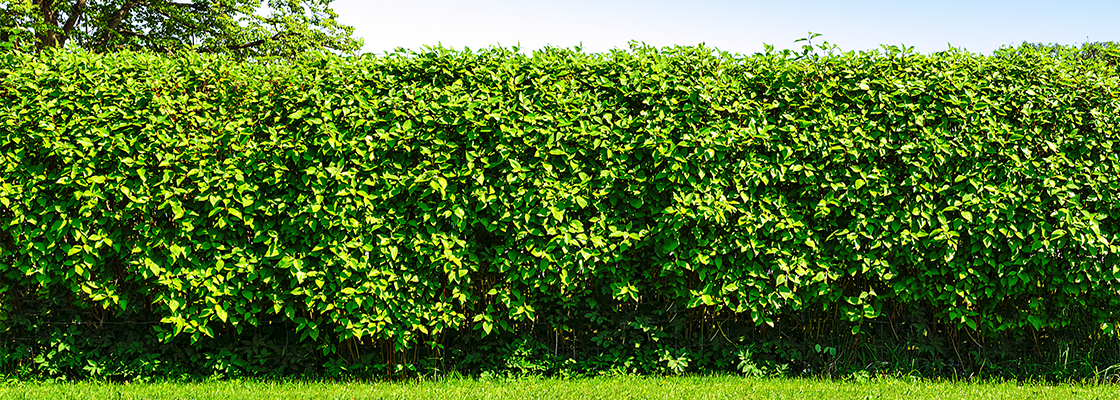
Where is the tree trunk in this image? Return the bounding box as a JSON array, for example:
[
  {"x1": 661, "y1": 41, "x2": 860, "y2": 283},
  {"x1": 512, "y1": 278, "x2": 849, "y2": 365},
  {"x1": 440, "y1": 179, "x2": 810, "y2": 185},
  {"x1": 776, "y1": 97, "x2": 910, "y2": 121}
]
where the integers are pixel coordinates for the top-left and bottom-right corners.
[{"x1": 35, "y1": 0, "x2": 60, "y2": 49}]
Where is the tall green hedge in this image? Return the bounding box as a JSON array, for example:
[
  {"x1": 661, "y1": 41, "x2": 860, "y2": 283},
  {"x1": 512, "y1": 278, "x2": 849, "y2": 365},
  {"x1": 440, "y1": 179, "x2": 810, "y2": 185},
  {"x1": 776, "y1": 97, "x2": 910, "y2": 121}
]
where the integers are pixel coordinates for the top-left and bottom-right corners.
[{"x1": 2, "y1": 42, "x2": 1119, "y2": 378}]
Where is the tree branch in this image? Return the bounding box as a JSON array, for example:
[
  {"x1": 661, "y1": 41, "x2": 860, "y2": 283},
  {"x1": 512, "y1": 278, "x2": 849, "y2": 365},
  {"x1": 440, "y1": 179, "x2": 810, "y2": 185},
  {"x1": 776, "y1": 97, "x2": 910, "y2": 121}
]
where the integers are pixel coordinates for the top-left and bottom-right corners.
[
  {"x1": 226, "y1": 31, "x2": 292, "y2": 51},
  {"x1": 106, "y1": 1, "x2": 138, "y2": 31},
  {"x1": 61, "y1": 0, "x2": 86, "y2": 33},
  {"x1": 37, "y1": 0, "x2": 57, "y2": 25},
  {"x1": 58, "y1": 0, "x2": 87, "y2": 47},
  {"x1": 150, "y1": 2, "x2": 212, "y2": 34},
  {"x1": 166, "y1": 1, "x2": 206, "y2": 10},
  {"x1": 96, "y1": 0, "x2": 140, "y2": 48}
]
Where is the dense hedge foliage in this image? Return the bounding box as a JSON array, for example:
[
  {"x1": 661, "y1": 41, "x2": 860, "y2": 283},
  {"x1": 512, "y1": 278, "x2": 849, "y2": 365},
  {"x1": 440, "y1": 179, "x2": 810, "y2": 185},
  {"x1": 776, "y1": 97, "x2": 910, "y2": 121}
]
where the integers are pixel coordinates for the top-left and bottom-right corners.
[{"x1": 2, "y1": 41, "x2": 1120, "y2": 379}]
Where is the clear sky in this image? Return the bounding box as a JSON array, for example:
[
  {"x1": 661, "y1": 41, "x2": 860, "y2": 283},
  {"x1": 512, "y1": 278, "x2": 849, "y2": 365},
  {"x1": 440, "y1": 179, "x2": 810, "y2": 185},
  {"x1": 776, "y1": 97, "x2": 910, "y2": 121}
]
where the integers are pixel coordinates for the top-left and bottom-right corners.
[{"x1": 329, "y1": 0, "x2": 1119, "y2": 56}]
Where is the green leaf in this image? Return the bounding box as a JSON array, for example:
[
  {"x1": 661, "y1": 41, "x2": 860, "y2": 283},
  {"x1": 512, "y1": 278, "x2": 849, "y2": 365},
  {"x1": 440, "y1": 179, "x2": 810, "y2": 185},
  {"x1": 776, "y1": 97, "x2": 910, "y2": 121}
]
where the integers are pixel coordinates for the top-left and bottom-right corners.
[
  {"x1": 215, "y1": 305, "x2": 228, "y2": 323},
  {"x1": 661, "y1": 238, "x2": 680, "y2": 254},
  {"x1": 144, "y1": 258, "x2": 163, "y2": 276},
  {"x1": 170, "y1": 199, "x2": 184, "y2": 220},
  {"x1": 1028, "y1": 315, "x2": 1043, "y2": 330},
  {"x1": 964, "y1": 317, "x2": 978, "y2": 330}
]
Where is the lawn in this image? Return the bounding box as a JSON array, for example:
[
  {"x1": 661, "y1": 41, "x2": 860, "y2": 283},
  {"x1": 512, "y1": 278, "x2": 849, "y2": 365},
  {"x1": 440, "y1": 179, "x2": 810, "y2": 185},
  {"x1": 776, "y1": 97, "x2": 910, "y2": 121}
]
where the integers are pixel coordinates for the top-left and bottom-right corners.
[{"x1": 2, "y1": 375, "x2": 1118, "y2": 400}]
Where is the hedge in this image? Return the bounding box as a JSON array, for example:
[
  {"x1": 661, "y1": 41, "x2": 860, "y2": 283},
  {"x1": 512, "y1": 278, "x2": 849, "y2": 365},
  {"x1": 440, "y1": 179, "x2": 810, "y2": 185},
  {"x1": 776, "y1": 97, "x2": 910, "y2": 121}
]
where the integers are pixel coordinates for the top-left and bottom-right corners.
[{"x1": 1, "y1": 41, "x2": 1119, "y2": 378}]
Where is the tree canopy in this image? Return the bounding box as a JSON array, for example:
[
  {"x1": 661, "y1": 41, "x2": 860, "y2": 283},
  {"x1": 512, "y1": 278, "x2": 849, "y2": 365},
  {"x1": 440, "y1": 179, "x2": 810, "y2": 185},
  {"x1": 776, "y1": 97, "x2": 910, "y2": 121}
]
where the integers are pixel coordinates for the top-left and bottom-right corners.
[{"x1": 0, "y1": 0, "x2": 361, "y2": 57}]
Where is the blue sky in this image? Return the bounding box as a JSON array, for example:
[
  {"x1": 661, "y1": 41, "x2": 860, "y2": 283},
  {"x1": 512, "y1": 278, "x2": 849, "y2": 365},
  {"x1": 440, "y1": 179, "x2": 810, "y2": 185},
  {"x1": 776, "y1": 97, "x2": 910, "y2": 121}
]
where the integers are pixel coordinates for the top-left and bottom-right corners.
[{"x1": 329, "y1": 0, "x2": 1118, "y2": 56}]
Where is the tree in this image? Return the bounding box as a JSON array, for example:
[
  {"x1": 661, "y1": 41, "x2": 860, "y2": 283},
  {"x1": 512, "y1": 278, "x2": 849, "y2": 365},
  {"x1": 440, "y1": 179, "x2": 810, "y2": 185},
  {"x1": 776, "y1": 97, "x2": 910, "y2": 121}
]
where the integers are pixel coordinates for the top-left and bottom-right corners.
[{"x1": 0, "y1": 0, "x2": 361, "y2": 57}]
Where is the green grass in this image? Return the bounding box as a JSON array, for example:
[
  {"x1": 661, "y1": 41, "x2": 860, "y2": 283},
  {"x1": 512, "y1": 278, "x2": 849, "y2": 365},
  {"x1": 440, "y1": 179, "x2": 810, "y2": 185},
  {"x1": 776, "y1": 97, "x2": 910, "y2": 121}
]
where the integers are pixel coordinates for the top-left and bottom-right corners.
[{"x1": 2, "y1": 375, "x2": 1119, "y2": 400}]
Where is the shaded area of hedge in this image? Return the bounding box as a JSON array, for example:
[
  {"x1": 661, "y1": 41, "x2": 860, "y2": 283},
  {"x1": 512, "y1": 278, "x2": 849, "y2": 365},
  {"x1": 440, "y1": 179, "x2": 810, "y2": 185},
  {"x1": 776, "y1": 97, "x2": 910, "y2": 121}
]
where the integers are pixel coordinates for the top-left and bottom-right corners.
[{"x1": 1, "y1": 42, "x2": 1119, "y2": 380}]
